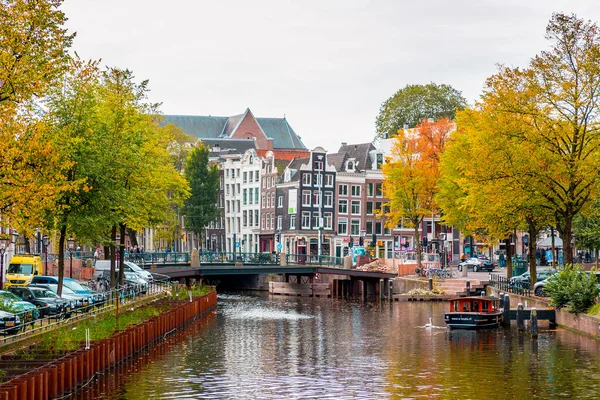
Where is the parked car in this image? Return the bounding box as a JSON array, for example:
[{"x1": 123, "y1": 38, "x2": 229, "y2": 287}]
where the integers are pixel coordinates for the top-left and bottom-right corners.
[
  {"x1": 30, "y1": 283, "x2": 92, "y2": 311},
  {"x1": 458, "y1": 257, "x2": 496, "y2": 272},
  {"x1": 0, "y1": 310, "x2": 21, "y2": 335},
  {"x1": 7, "y1": 286, "x2": 71, "y2": 317},
  {"x1": 31, "y1": 276, "x2": 106, "y2": 306},
  {"x1": 123, "y1": 272, "x2": 149, "y2": 294},
  {"x1": 94, "y1": 260, "x2": 153, "y2": 281},
  {"x1": 509, "y1": 268, "x2": 556, "y2": 289},
  {"x1": 0, "y1": 290, "x2": 39, "y2": 324}
]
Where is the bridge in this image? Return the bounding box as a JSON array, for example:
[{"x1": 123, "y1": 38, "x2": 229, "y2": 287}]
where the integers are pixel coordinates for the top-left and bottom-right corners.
[{"x1": 123, "y1": 251, "x2": 397, "y2": 296}]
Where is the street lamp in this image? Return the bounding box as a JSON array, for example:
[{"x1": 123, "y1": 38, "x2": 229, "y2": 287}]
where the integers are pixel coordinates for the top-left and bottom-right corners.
[
  {"x1": 0, "y1": 236, "x2": 10, "y2": 290},
  {"x1": 42, "y1": 235, "x2": 49, "y2": 275},
  {"x1": 67, "y1": 237, "x2": 75, "y2": 278}
]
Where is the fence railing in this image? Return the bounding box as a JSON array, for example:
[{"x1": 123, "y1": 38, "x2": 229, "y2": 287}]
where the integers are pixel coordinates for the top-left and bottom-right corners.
[
  {"x1": 488, "y1": 274, "x2": 531, "y2": 297},
  {"x1": 0, "y1": 278, "x2": 172, "y2": 340},
  {"x1": 285, "y1": 254, "x2": 343, "y2": 266}
]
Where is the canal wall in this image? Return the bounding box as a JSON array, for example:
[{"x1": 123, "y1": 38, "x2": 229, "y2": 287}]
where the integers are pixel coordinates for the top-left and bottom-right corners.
[
  {"x1": 488, "y1": 287, "x2": 600, "y2": 339},
  {"x1": 393, "y1": 277, "x2": 429, "y2": 293},
  {"x1": 0, "y1": 291, "x2": 217, "y2": 400}
]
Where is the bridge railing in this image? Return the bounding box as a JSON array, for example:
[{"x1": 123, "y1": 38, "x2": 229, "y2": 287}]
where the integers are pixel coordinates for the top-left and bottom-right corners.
[
  {"x1": 200, "y1": 252, "x2": 280, "y2": 264},
  {"x1": 285, "y1": 254, "x2": 343, "y2": 267},
  {"x1": 125, "y1": 252, "x2": 190, "y2": 265}
]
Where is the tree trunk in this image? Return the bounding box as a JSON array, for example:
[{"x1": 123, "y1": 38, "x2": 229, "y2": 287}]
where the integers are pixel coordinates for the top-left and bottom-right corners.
[
  {"x1": 560, "y1": 220, "x2": 574, "y2": 267},
  {"x1": 527, "y1": 224, "x2": 538, "y2": 288},
  {"x1": 110, "y1": 225, "x2": 117, "y2": 289},
  {"x1": 118, "y1": 222, "x2": 126, "y2": 286},
  {"x1": 505, "y1": 237, "x2": 513, "y2": 278},
  {"x1": 415, "y1": 225, "x2": 422, "y2": 270},
  {"x1": 57, "y1": 226, "x2": 67, "y2": 297}
]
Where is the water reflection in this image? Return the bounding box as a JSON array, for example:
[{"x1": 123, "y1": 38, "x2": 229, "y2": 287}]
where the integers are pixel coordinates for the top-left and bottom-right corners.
[{"x1": 77, "y1": 293, "x2": 600, "y2": 399}]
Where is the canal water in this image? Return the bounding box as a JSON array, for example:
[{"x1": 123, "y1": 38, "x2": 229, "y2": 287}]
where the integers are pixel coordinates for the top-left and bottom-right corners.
[{"x1": 76, "y1": 293, "x2": 600, "y2": 399}]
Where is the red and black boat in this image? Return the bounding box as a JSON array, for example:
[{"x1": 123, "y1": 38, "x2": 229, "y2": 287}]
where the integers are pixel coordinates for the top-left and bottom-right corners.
[{"x1": 444, "y1": 296, "x2": 503, "y2": 329}]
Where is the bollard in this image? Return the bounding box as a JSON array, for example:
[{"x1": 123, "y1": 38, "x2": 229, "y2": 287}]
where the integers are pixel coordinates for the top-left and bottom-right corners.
[
  {"x1": 499, "y1": 293, "x2": 504, "y2": 309},
  {"x1": 502, "y1": 294, "x2": 511, "y2": 327},
  {"x1": 517, "y1": 303, "x2": 524, "y2": 331},
  {"x1": 388, "y1": 279, "x2": 393, "y2": 301},
  {"x1": 462, "y1": 265, "x2": 468, "y2": 277},
  {"x1": 428, "y1": 278, "x2": 433, "y2": 291},
  {"x1": 465, "y1": 281, "x2": 470, "y2": 296},
  {"x1": 530, "y1": 307, "x2": 538, "y2": 337},
  {"x1": 379, "y1": 279, "x2": 384, "y2": 299}
]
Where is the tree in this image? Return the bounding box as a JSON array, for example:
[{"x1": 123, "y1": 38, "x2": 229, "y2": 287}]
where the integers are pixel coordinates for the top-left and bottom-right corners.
[
  {"x1": 0, "y1": 0, "x2": 74, "y2": 105},
  {"x1": 383, "y1": 118, "x2": 454, "y2": 269},
  {"x1": 477, "y1": 13, "x2": 600, "y2": 266},
  {"x1": 182, "y1": 144, "x2": 220, "y2": 250},
  {"x1": 573, "y1": 201, "x2": 600, "y2": 269},
  {"x1": 375, "y1": 83, "x2": 467, "y2": 140}
]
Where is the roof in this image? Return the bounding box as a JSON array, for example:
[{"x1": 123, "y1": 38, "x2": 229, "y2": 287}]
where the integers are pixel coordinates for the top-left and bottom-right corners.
[
  {"x1": 330, "y1": 142, "x2": 376, "y2": 172},
  {"x1": 163, "y1": 110, "x2": 306, "y2": 150},
  {"x1": 201, "y1": 138, "x2": 256, "y2": 154}
]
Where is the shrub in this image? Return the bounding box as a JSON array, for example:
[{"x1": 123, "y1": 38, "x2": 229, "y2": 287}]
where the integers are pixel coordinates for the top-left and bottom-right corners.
[{"x1": 544, "y1": 266, "x2": 598, "y2": 313}]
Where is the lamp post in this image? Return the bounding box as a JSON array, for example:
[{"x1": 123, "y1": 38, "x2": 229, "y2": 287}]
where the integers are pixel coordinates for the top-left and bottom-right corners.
[
  {"x1": 67, "y1": 237, "x2": 75, "y2": 278},
  {"x1": 0, "y1": 236, "x2": 10, "y2": 290},
  {"x1": 42, "y1": 235, "x2": 49, "y2": 275}
]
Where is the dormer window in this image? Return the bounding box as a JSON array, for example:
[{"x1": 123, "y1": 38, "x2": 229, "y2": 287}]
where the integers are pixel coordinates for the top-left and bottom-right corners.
[
  {"x1": 346, "y1": 159, "x2": 357, "y2": 172},
  {"x1": 376, "y1": 154, "x2": 384, "y2": 169},
  {"x1": 348, "y1": 161, "x2": 354, "y2": 170}
]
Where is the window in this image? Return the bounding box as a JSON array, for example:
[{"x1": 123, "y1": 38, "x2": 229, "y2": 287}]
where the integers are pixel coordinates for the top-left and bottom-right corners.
[
  {"x1": 243, "y1": 211, "x2": 247, "y2": 227},
  {"x1": 249, "y1": 210, "x2": 253, "y2": 226},
  {"x1": 255, "y1": 210, "x2": 259, "y2": 227},
  {"x1": 277, "y1": 216, "x2": 282, "y2": 230},
  {"x1": 312, "y1": 212, "x2": 319, "y2": 229},
  {"x1": 255, "y1": 171, "x2": 259, "y2": 182},
  {"x1": 226, "y1": 184, "x2": 230, "y2": 196},
  {"x1": 243, "y1": 189, "x2": 247, "y2": 205},
  {"x1": 338, "y1": 200, "x2": 348, "y2": 214},
  {"x1": 376, "y1": 183, "x2": 383, "y2": 197},
  {"x1": 366, "y1": 202, "x2": 373, "y2": 215},
  {"x1": 231, "y1": 169, "x2": 235, "y2": 179},
  {"x1": 271, "y1": 215, "x2": 274, "y2": 230},
  {"x1": 255, "y1": 190, "x2": 258, "y2": 205},
  {"x1": 338, "y1": 184, "x2": 348, "y2": 196},
  {"x1": 351, "y1": 219, "x2": 361, "y2": 236},
  {"x1": 249, "y1": 188, "x2": 253, "y2": 204},
  {"x1": 278, "y1": 196, "x2": 283, "y2": 208},
  {"x1": 226, "y1": 169, "x2": 230, "y2": 178},
  {"x1": 325, "y1": 174, "x2": 333, "y2": 187},
  {"x1": 261, "y1": 215, "x2": 266, "y2": 230},
  {"x1": 243, "y1": 171, "x2": 247, "y2": 183},
  {"x1": 262, "y1": 178, "x2": 266, "y2": 188},
  {"x1": 338, "y1": 218, "x2": 348, "y2": 235},
  {"x1": 302, "y1": 190, "x2": 311, "y2": 206},
  {"x1": 375, "y1": 202, "x2": 382, "y2": 213},
  {"x1": 367, "y1": 183, "x2": 374, "y2": 197},
  {"x1": 313, "y1": 190, "x2": 321, "y2": 207},
  {"x1": 351, "y1": 200, "x2": 360, "y2": 215},
  {"x1": 366, "y1": 220, "x2": 373, "y2": 234},
  {"x1": 376, "y1": 221, "x2": 382, "y2": 235},
  {"x1": 351, "y1": 185, "x2": 361, "y2": 197},
  {"x1": 324, "y1": 212, "x2": 332, "y2": 229},
  {"x1": 347, "y1": 161, "x2": 354, "y2": 171},
  {"x1": 271, "y1": 193, "x2": 275, "y2": 208},
  {"x1": 266, "y1": 195, "x2": 270, "y2": 208},
  {"x1": 302, "y1": 173, "x2": 311, "y2": 186},
  {"x1": 290, "y1": 214, "x2": 296, "y2": 229},
  {"x1": 314, "y1": 160, "x2": 323, "y2": 170},
  {"x1": 376, "y1": 154, "x2": 383, "y2": 169},
  {"x1": 266, "y1": 177, "x2": 271, "y2": 189},
  {"x1": 324, "y1": 192, "x2": 333, "y2": 207},
  {"x1": 314, "y1": 173, "x2": 322, "y2": 187},
  {"x1": 302, "y1": 212, "x2": 311, "y2": 228}
]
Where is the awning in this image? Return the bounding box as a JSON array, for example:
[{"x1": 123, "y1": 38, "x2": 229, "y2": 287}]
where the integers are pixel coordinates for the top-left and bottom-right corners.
[{"x1": 536, "y1": 236, "x2": 563, "y2": 248}]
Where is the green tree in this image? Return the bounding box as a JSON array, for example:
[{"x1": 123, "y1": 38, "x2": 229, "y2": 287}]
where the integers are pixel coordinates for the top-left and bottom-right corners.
[
  {"x1": 573, "y1": 202, "x2": 600, "y2": 269},
  {"x1": 478, "y1": 13, "x2": 600, "y2": 266},
  {"x1": 182, "y1": 144, "x2": 220, "y2": 250},
  {"x1": 375, "y1": 83, "x2": 467, "y2": 140}
]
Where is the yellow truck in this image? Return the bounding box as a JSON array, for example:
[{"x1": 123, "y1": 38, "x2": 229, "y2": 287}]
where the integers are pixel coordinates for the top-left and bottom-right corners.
[{"x1": 5, "y1": 255, "x2": 44, "y2": 287}]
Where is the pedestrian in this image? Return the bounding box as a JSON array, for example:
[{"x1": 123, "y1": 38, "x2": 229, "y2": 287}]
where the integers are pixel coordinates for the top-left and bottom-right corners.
[{"x1": 93, "y1": 248, "x2": 99, "y2": 265}]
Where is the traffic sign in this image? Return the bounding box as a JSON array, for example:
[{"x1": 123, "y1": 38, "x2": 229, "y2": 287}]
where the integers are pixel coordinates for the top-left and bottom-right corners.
[
  {"x1": 277, "y1": 243, "x2": 283, "y2": 251},
  {"x1": 315, "y1": 273, "x2": 321, "y2": 280},
  {"x1": 236, "y1": 241, "x2": 240, "y2": 248}
]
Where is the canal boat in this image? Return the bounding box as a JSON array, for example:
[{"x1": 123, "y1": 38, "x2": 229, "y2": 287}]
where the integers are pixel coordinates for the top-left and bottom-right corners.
[{"x1": 444, "y1": 296, "x2": 502, "y2": 329}]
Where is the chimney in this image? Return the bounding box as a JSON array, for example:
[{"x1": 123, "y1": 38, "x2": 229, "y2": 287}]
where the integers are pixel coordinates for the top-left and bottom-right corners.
[{"x1": 341, "y1": 142, "x2": 347, "y2": 147}]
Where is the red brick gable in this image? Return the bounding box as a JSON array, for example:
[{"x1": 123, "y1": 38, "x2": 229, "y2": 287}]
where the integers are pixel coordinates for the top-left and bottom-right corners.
[{"x1": 230, "y1": 110, "x2": 273, "y2": 150}]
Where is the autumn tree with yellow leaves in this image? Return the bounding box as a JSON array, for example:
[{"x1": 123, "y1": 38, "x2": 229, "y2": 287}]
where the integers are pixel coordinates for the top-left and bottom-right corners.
[{"x1": 383, "y1": 118, "x2": 454, "y2": 269}]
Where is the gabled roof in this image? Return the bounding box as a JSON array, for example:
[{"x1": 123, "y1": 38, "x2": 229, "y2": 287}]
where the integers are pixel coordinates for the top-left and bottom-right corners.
[
  {"x1": 331, "y1": 142, "x2": 376, "y2": 172},
  {"x1": 201, "y1": 138, "x2": 256, "y2": 155},
  {"x1": 163, "y1": 109, "x2": 306, "y2": 150}
]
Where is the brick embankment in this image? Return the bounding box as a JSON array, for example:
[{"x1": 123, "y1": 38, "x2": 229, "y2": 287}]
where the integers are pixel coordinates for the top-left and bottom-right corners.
[{"x1": 0, "y1": 291, "x2": 217, "y2": 400}]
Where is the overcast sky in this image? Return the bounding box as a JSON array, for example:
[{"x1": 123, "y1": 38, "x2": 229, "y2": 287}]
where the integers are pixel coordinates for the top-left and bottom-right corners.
[{"x1": 62, "y1": 0, "x2": 600, "y2": 153}]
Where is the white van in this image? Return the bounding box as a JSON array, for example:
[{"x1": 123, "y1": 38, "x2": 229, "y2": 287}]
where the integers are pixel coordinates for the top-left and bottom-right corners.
[{"x1": 94, "y1": 260, "x2": 153, "y2": 281}]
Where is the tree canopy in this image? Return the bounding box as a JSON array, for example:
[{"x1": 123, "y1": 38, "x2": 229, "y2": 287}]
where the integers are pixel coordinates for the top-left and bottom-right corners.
[{"x1": 375, "y1": 83, "x2": 467, "y2": 140}]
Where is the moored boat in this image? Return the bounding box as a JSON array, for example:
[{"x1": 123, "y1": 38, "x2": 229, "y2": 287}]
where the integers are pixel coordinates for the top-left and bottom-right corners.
[{"x1": 444, "y1": 296, "x2": 502, "y2": 329}]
